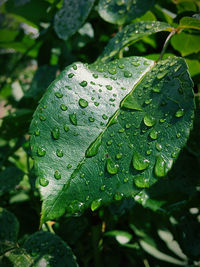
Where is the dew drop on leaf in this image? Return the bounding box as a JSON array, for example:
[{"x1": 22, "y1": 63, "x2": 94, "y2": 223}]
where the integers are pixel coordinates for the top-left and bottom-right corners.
[
  {"x1": 91, "y1": 198, "x2": 102, "y2": 211},
  {"x1": 144, "y1": 115, "x2": 156, "y2": 127},
  {"x1": 175, "y1": 109, "x2": 184, "y2": 118},
  {"x1": 156, "y1": 143, "x2": 162, "y2": 151},
  {"x1": 102, "y1": 114, "x2": 108, "y2": 120},
  {"x1": 116, "y1": 153, "x2": 123, "y2": 160},
  {"x1": 114, "y1": 192, "x2": 123, "y2": 201},
  {"x1": 134, "y1": 176, "x2": 149, "y2": 188},
  {"x1": 106, "y1": 85, "x2": 113, "y2": 90},
  {"x1": 154, "y1": 155, "x2": 166, "y2": 177},
  {"x1": 39, "y1": 177, "x2": 49, "y2": 187},
  {"x1": 121, "y1": 94, "x2": 142, "y2": 110},
  {"x1": 54, "y1": 170, "x2": 61, "y2": 180},
  {"x1": 56, "y1": 149, "x2": 63, "y2": 157},
  {"x1": 124, "y1": 70, "x2": 132, "y2": 78},
  {"x1": 37, "y1": 146, "x2": 46, "y2": 157},
  {"x1": 34, "y1": 129, "x2": 40, "y2": 136},
  {"x1": 79, "y1": 81, "x2": 88, "y2": 87},
  {"x1": 51, "y1": 127, "x2": 60, "y2": 140},
  {"x1": 60, "y1": 104, "x2": 68, "y2": 111},
  {"x1": 69, "y1": 113, "x2": 77, "y2": 125},
  {"x1": 132, "y1": 152, "x2": 149, "y2": 171},
  {"x1": 55, "y1": 92, "x2": 63, "y2": 98},
  {"x1": 68, "y1": 73, "x2": 74, "y2": 78},
  {"x1": 67, "y1": 164, "x2": 72, "y2": 169},
  {"x1": 106, "y1": 158, "x2": 119, "y2": 175},
  {"x1": 64, "y1": 125, "x2": 69, "y2": 132},
  {"x1": 149, "y1": 129, "x2": 158, "y2": 140},
  {"x1": 86, "y1": 136, "x2": 102, "y2": 158},
  {"x1": 93, "y1": 74, "x2": 98, "y2": 79},
  {"x1": 79, "y1": 98, "x2": 88, "y2": 108},
  {"x1": 39, "y1": 115, "x2": 46, "y2": 121}
]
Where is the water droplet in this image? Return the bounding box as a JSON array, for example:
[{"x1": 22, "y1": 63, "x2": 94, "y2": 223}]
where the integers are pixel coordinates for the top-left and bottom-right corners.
[
  {"x1": 175, "y1": 109, "x2": 184, "y2": 118},
  {"x1": 106, "y1": 85, "x2": 112, "y2": 90},
  {"x1": 134, "y1": 176, "x2": 149, "y2": 188},
  {"x1": 145, "y1": 99, "x2": 152, "y2": 105},
  {"x1": 159, "y1": 118, "x2": 166, "y2": 123},
  {"x1": 56, "y1": 149, "x2": 63, "y2": 157},
  {"x1": 149, "y1": 129, "x2": 158, "y2": 140},
  {"x1": 121, "y1": 94, "x2": 142, "y2": 110},
  {"x1": 99, "y1": 171, "x2": 103, "y2": 176},
  {"x1": 68, "y1": 200, "x2": 84, "y2": 216},
  {"x1": 156, "y1": 143, "x2": 162, "y2": 151},
  {"x1": 72, "y1": 64, "x2": 77, "y2": 70},
  {"x1": 124, "y1": 70, "x2": 132, "y2": 78},
  {"x1": 125, "y1": 123, "x2": 131, "y2": 129},
  {"x1": 68, "y1": 73, "x2": 74, "y2": 78},
  {"x1": 39, "y1": 177, "x2": 49, "y2": 187},
  {"x1": 79, "y1": 98, "x2": 88, "y2": 108},
  {"x1": 39, "y1": 115, "x2": 46, "y2": 121},
  {"x1": 123, "y1": 177, "x2": 128, "y2": 183},
  {"x1": 157, "y1": 71, "x2": 168, "y2": 79},
  {"x1": 100, "y1": 185, "x2": 105, "y2": 191},
  {"x1": 54, "y1": 170, "x2": 61, "y2": 180},
  {"x1": 152, "y1": 87, "x2": 161, "y2": 93},
  {"x1": 176, "y1": 132, "x2": 181, "y2": 138},
  {"x1": 118, "y1": 128, "x2": 125, "y2": 133},
  {"x1": 79, "y1": 81, "x2": 88, "y2": 87},
  {"x1": 86, "y1": 136, "x2": 102, "y2": 158},
  {"x1": 67, "y1": 164, "x2": 72, "y2": 169},
  {"x1": 51, "y1": 127, "x2": 60, "y2": 140},
  {"x1": 89, "y1": 117, "x2": 95, "y2": 122},
  {"x1": 60, "y1": 104, "x2": 68, "y2": 111},
  {"x1": 144, "y1": 115, "x2": 156, "y2": 127},
  {"x1": 91, "y1": 199, "x2": 102, "y2": 211},
  {"x1": 146, "y1": 149, "x2": 152, "y2": 155},
  {"x1": 145, "y1": 24, "x2": 152, "y2": 30},
  {"x1": 37, "y1": 146, "x2": 46, "y2": 157},
  {"x1": 55, "y1": 92, "x2": 63, "y2": 98},
  {"x1": 131, "y1": 61, "x2": 140, "y2": 67},
  {"x1": 94, "y1": 102, "x2": 99, "y2": 106},
  {"x1": 132, "y1": 152, "x2": 149, "y2": 171},
  {"x1": 154, "y1": 155, "x2": 167, "y2": 177},
  {"x1": 93, "y1": 74, "x2": 98, "y2": 79},
  {"x1": 107, "y1": 140, "x2": 113, "y2": 146},
  {"x1": 106, "y1": 158, "x2": 119, "y2": 175},
  {"x1": 102, "y1": 114, "x2": 108, "y2": 120},
  {"x1": 64, "y1": 125, "x2": 69, "y2": 132},
  {"x1": 69, "y1": 113, "x2": 77, "y2": 125},
  {"x1": 116, "y1": 153, "x2": 123, "y2": 160},
  {"x1": 108, "y1": 68, "x2": 116, "y2": 75},
  {"x1": 114, "y1": 192, "x2": 123, "y2": 201},
  {"x1": 34, "y1": 129, "x2": 40, "y2": 136},
  {"x1": 118, "y1": 63, "x2": 124, "y2": 69}
]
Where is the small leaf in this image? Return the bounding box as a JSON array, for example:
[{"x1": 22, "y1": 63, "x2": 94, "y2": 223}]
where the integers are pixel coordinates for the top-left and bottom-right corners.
[
  {"x1": 98, "y1": 0, "x2": 155, "y2": 25},
  {"x1": 54, "y1": 0, "x2": 95, "y2": 40},
  {"x1": 30, "y1": 56, "x2": 194, "y2": 223},
  {"x1": 98, "y1": 21, "x2": 173, "y2": 63}
]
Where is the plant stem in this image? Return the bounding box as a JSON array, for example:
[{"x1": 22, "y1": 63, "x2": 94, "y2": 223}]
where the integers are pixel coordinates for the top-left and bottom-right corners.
[
  {"x1": 157, "y1": 29, "x2": 176, "y2": 62},
  {"x1": 46, "y1": 221, "x2": 55, "y2": 234},
  {"x1": 92, "y1": 225, "x2": 102, "y2": 267}
]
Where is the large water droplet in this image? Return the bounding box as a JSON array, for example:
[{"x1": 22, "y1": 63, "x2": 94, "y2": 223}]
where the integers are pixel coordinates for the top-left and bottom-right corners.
[
  {"x1": 54, "y1": 170, "x2": 61, "y2": 180},
  {"x1": 79, "y1": 98, "x2": 88, "y2": 108},
  {"x1": 37, "y1": 146, "x2": 46, "y2": 157},
  {"x1": 69, "y1": 113, "x2": 77, "y2": 125},
  {"x1": 144, "y1": 115, "x2": 156, "y2": 127},
  {"x1": 56, "y1": 149, "x2": 63, "y2": 157},
  {"x1": 149, "y1": 129, "x2": 158, "y2": 140},
  {"x1": 132, "y1": 152, "x2": 149, "y2": 171},
  {"x1": 134, "y1": 176, "x2": 149, "y2": 188},
  {"x1": 121, "y1": 94, "x2": 142, "y2": 110},
  {"x1": 175, "y1": 109, "x2": 184, "y2": 118},
  {"x1": 154, "y1": 155, "x2": 166, "y2": 177},
  {"x1": 79, "y1": 81, "x2": 88, "y2": 87},
  {"x1": 156, "y1": 143, "x2": 162, "y2": 151},
  {"x1": 106, "y1": 158, "x2": 119, "y2": 175},
  {"x1": 51, "y1": 127, "x2": 60, "y2": 140},
  {"x1": 86, "y1": 136, "x2": 102, "y2": 157},
  {"x1": 39, "y1": 177, "x2": 49, "y2": 187},
  {"x1": 91, "y1": 199, "x2": 102, "y2": 211},
  {"x1": 114, "y1": 192, "x2": 123, "y2": 201}
]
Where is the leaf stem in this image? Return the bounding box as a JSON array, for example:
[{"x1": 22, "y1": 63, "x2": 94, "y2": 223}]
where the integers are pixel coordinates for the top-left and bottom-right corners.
[
  {"x1": 157, "y1": 29, "x2": 176, "y2": 62},
  {"x1": 92, "y1": 225, "x2": 102, "y2": 267}
]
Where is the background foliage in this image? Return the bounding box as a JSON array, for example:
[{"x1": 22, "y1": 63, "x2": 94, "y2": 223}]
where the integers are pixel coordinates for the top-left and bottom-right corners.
[{"x1": 0, "y1": 0, "x2": 200, "y2": 266}]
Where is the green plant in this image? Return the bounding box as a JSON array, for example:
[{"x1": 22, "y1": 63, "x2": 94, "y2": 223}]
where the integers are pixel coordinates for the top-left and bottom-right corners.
[{"x1": 0, "y1": 0, "x2": 200, "y2": 266}]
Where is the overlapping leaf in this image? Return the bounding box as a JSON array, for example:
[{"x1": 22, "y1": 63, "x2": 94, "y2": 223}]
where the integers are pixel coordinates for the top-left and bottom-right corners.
[
  {"x1": 30, "y1": 56, "x2": 194, "y2": 223},
  {"x1": 98, "y1": 21, "x2": 173, "y2": 63},
  {"x1": 98, "y1": 0, "x2": 155, "y2": 25},
  {"x1": 54, "y1": 0, "x2": 95, "y2": 40}
]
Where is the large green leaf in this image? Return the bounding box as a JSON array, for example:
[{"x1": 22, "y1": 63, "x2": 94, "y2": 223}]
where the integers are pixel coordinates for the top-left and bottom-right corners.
[
  {"x1": 54, "y1": 0, "x2": 95, "y2": 40},
  {"x1": 179, "y1": 16, "x2": 200, "y2": 30},
  {"x1": 98, "y1": 21, "x2": 173, "y2": 63},
  {"x1": 98, "y1": 0, "x2": 155, "y2": 25},
  {"x1": 30, "y1": 56, "x2": 194, "y2": 223}
]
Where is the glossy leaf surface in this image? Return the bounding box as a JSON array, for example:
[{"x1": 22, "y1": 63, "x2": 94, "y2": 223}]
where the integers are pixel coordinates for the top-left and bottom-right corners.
[
  {"x1": 179, "y1": 16, "x2": 200, "y2": 30},
  {"x1": 98, "y1": 0, "x2": 155, "y2": 25},
  {"x1": 54, "y1": 0, "x2": 95, "y2": 40},
  {"x1": 30, "y1": 56, "x2": 194, "y2": 223},
  {"x1": 98, "y1": 21, "x2": 173, "y2": 63}
]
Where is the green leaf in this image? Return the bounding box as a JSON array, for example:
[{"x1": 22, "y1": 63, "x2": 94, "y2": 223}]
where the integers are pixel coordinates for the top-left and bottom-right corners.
[
  {"x1": 54, "y1": 0, "x2": 95, "y2": 40},
  {"x1": 23, "y1": 231, "x2": 78, "y2": 267},
  {"x1": 30, "y1": 56, "x2": 194, "y2": 223},
  {"x1": 0, "y1": 166, "x2": 24, "y2": 196},
  {"x1": 0, "y1": 248, "x2": 33, "y2": 267},
  {"x1": 179, "y1": 16, "x2": 200, "y2": 30},
  {"x1": 171, "y1": 32, "x2": 200, "y2": 56},
  {"x1": 98, "y1": 21, "x2": 173, "y2": 63},
  {"x1": 0, "y1": 208, "x2": 19, "y2": 254},
  {"x1": 98, "y1": 0, "x2": 155, "y2": 25}
]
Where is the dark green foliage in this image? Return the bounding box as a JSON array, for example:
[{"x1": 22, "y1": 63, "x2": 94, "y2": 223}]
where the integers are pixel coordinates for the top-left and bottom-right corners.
[{"x1": 0, "y1": 1, "x2": 200, "y2": 266}]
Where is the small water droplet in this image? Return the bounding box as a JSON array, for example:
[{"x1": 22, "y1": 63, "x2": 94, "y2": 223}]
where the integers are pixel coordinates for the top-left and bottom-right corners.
[
  {"x1": 94, "y1": 102, "x2": 99, "y2": 106},
  {"x1": 157, "y1": 71, "x2": 168, "y2": 79},
  {"x1": 118, "y1": 63, "x2": 124, "y2": 69},
  {"x1": 91, "y1": 199, "x2": 102, "y2": 211},
  {"x1": 176, "y1": 132, "x2": 181, "y2": 138},
  {"x1": 37, "y1": 146, "x2": 46, "y2": 157},
  {"x1": 69, "y1": 113, "x2": 77, "y2": 125},
  {"x1": 67, "y1": 164, "x2": 72, "y2": 169},
  {"x1": 34, "y1": 129, "x2": 40, "y2": 136},
  {"x1": 93, "y1": 74, "x2": 98, "y2": 79},
  {"x1": 124, "y1": 70, "x2": 132, "y2": 78},
  {"x1": 106, "y1": 85, "x2": 112, "y2": 90},
  {"x1": 89, "y1": 117, "x2": 95, "y2": 122},
  {"x1": 64, "y1": 125, "x2": 69, "y2": 132},
  {"x1": 60, "y1": 104, "x2": 68, "y2": 111},
  {"x1": 56, "y1": 149, "x2": 63, "y2": 157},
  {"x1": 118, "y1": 128, "x2": 125, "y2": 133},
  {"x1": 79, "y1": 81, "x2": 88, "y2": 87},
  {"x1": 146, "y1": 149, "x2": 152, "y2": 155},
  {"x1": 108, "y1": 68, "x2": 116, "y2": 75},
  {"x1": 51, "y1": 127, "x2": 60, "y2": 140},
  {"x1": 54, "y1": 170, "x2": 61, "y2": 180},
  {"x1": 114, "y1": 192, "x2": 123, "y2": 201},
  {"x1": 102, "y1": 114, "x2": 108, "y2": 120},
  {"x1": 106, "y1": 158, "x2": 119, "y2": 175},
  {"x1": 131, "y1": 61, "x2": 140, "y2": 67},
  {"x1": 149, "y1": 129, "x2": 158, "y2": 140},
  {"x1": 100, "y1": 185, "x2": 105, "y2": 191},
  {"x1": 159, "y1": 118, "x2": 166, "y2": 123},
  {"x1": 72, "y1": 64, "x2": 77, "y2": 70},
  {"x1": 125, "y1": 123, "x2": 131, "y2": 129},
  {"x1": 55, "y1": 92, "x2": 63, "y2": 98},
  {"x1": 175, "y1": 109, "x2": 184, "y2": 118},
  {"x1": 145, "y1": 99, "x2": 152, "y2": 105},
  {"x1": 39, "y1": 177, "x2": 49, "y2": 187},
  {"x1": 152, "y1": 87, "x2": 161, "y2": 93},
  {"x1": 154, "y1": 155, "x2": 167, "y2": 177},
  {"x1": 144, "y1": 115, "x2": 156, "y2": 127},
  {"x1": 116, "y1": 153, "x2": 123, "y2": 160},
  {"x1": 79, "y1": 98, "x2": 88, "y2": 108},
  {"x1": 68, "y1": 73, "x2": 74, "y2": 78},
  {"x1": 123, "y1": 177, "x2": 128, "y2": 183},
  {"x1": 156, "y1": 143, "x2": 162, "y2": 151},
  {"x1": 39, "y1": 115, "x2": 46, "y2": 121},
  {"x1": 132, "y1": 152, "x2": 149, "y2": 171},
  {"x1": 107, "y1": 140, "x2": 113, "y2": 146}
]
